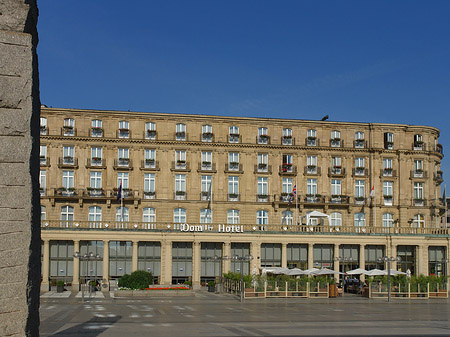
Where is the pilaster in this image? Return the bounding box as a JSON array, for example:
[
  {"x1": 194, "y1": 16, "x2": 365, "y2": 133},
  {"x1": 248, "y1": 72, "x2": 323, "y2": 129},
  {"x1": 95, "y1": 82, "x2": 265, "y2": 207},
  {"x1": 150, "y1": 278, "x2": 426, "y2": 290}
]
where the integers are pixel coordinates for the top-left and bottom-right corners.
[{"x1": 41, "y1": 240, "x2": 50, "y2": 292}]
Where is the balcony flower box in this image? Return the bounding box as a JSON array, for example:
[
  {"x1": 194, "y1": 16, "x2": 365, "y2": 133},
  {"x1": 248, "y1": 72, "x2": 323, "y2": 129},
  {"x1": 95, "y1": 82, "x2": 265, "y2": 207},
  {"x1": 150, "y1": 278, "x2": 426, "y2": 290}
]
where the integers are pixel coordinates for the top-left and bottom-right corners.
[
  {"x1": 63, "y1": 156, "x2": 74, "y2": 161},
  {"x1": 145, "y1": 159, "x2": 155, "y2": 164},
  {"x1": 257, "y1": 194, "x2": 268, "y2": 199},
  {"x1": 228, "y1": 193, "x2": 239, "y2": 199},
  {"x1": 356, "y1": 166, "x2": 365, "y2": 171},
  {"x1": 383, "y1": 195, "x2": 393, "y2": 199},
  {"x1": 258, "y1": 163, "x2": 267, "y2": 169},
  {"x1": 40, "y1": 155, "x2": 46, "y2": 160},
  {"x1": 202, "y1": 161, "x2": 212, "y2": 166},
  {"x1": 385, "y1": 141, "x2": 394, "y2": 146},
  {"x1": 144, "y1": 191, "x2": 156, "y2": 198},
  {"x1": 175, "y1": 191, "x2": 186, "y2": 196},
  {"x1": 229, "y1": 162, "x2": 239, "y2": 166},
  {"x1": 202, "y1": 132, "x2": 213, "y2": 137},
  {"x1": 175, "y1": 131, "x2": 186, "y2": 137},
  {"x1": 355, "y1": 196, "x2": 365, "y2": 201},
  {"x1": 259, "y1": 135, "x2": 269, "y2": 139},
  {"x1": 40, "y1": 125, "x2": 47, "y2": 130},
  {"x1": 283, "y1": 135, "x2": 292, "y2": 139},
  {"x1": 63, "y1": 125, "x2": 73, "y2": 130},
  {"x1": 229, "y1": 133, "x2": 240, "y2": 137},
  {"x1": 118, "y1": 128, "x2": 129, "y2": 132},
  {"x1": 147, "y1": 130, "x2": 156, "y2": 135},
  {"x1": 331, "y1": 138, "x2": 341, "y2": 142},
  {"x1": 307, "y1": 136, "x2": 317, "y2": 141}
]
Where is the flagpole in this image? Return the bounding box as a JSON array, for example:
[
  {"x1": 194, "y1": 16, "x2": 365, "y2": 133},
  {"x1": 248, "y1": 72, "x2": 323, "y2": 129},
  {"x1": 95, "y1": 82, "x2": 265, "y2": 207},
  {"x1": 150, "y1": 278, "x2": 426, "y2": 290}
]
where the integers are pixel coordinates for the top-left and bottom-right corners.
[
  {"x1": 445, "y1": 184, "x2": 448, "y2": 228},
  {"x1": 295, "y1": 178, "x2": 298, "y2": 225}
]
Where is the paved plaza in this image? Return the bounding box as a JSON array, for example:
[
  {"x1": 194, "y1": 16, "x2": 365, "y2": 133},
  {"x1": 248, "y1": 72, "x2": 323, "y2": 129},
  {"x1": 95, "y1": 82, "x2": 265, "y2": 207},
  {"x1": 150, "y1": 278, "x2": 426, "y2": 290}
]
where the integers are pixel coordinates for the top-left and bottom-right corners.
[{"x1": 40, "y1": 290, "x2": 450, "y2": 336}]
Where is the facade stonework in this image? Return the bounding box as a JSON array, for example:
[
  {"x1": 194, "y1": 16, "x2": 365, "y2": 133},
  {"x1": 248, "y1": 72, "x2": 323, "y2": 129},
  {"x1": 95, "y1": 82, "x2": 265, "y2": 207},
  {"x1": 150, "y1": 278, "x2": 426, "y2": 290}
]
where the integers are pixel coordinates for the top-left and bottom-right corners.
[{"x1": 40, "y1": 107, "x2": 448, "y2": 290}]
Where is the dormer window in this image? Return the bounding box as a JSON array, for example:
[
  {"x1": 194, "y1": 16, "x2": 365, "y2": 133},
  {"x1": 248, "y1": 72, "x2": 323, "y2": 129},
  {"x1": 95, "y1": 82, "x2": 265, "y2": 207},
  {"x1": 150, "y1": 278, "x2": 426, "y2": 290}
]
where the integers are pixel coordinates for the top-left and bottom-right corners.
[
  {"x1": 384, "y1": 132, "x2": 394, "y2": 150},
  {"x1": 307, "y1": 129, "x2": 317, "y2": 146},
  {"x1": 330, "y1": 130, "x2": 341, "y2": 147},
  {"x1": 145, "y1": 122, "x2": 156, "y2": 140},
  {"x1": 355, "y1": 131, "x2": 365, "y2": 148},
  {"x1": 282, "y1": 128, "x2": 293, "y2": 145},
  {"x1": 40, "y1": 117, "x2": 48, "y2": 135},
  {"x1": 202, "y1": 125, "x2": 213, "y2": 142},
  {"x1": 229, "y1": 126, "x2": 239, "y2": 143},
  {"x1": 176, "y1": 123, "x2": 186, "y2": 141},
  {"x1": 119, "y1": 121, "x2": 130, "y2": 138},
  {"x1": 91, "y1": 119, "x2": 103, "y2": 137},
  {"x1": 413, "y1": 134, "x2": 424, "y2": 150},
  {"x1": 258, "y1": 127, "x2": 269, "y2": 144},
  {"x1": 63, "y1": 118, "x2": 74, "y2": 136}
]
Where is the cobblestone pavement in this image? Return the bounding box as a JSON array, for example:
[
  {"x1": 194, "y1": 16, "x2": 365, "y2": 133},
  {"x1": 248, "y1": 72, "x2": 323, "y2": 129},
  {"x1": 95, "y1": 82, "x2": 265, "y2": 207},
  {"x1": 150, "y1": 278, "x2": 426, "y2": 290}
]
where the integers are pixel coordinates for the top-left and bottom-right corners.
[{"x1": 40, "y1": 290, "x2": 450, "y2": 336}]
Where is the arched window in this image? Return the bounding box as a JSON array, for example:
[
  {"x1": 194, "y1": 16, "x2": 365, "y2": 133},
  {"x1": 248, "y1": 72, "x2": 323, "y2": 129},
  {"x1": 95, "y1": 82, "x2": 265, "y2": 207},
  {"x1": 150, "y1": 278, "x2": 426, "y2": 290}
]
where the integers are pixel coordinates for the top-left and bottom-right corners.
[
  {"x1": 115, "y1": 206, "x2": 129, "y2": 224},
  {"x1": 354, "y1": 213, "x2": 365, "y2": 227},
  {"x1": 143, "y1": 207, "x2": 156, "y2": 229},
  {"x1": 382, "y1": 213, "x2": 394, "y2": 228},
  {"x1": 330, "y1": 212, "x2": 342, "y2": 226},
  {"x1": 281, "y1": 210, "x2": 293, "y2": 225},
  {"x1": 227, "y1": 209, "x2": 240, "y2": 224},
  {"x1": 413, "y1": 214, "x2": 425, "y2": 228},
  {"x1": 174, "y1": 208, "x2": 186, "y2": 223},
  {"x1": 257, "y1": 210, "x2": 269, "y2": 230},
  {"x1": 60, "y1": 205, "x2": 74, "y2": 227},
  {"x1": 200, "y1": 209, "x2": 212, "y2": 223},
  {"x1": 89, "y1": 206, "x2": 102, "y2": 228}
]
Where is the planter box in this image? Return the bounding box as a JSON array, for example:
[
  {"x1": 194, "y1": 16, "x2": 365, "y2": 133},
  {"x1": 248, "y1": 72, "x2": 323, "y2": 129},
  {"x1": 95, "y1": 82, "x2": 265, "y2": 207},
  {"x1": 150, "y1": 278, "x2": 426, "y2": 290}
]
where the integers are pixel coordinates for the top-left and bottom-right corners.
[{"x1": 114, "y1": 289, "x2": 194, "y2": 297}]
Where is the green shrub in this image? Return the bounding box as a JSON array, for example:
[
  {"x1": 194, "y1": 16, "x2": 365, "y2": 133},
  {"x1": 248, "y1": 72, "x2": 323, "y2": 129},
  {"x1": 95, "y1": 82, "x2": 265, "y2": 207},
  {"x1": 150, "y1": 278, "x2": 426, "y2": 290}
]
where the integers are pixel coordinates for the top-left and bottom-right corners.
[
  {"x1": 207, "y1": 281, "x2": 215, "y2": 287},
  {"x1": 118, "y1": 270, "x2": 154, "y2": 289},
  {"x1": 56, "y1": 280, "x2": 65, "y2": 287},
  {"x1": 184, "y1": 280, "x2": 192, "y2": 286}
]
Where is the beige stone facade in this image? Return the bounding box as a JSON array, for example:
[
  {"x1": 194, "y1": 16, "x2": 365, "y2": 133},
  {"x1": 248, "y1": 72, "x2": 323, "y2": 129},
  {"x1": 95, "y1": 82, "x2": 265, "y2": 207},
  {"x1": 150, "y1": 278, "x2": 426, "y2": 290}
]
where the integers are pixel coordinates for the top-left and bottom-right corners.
[{"x1": 40, "y1": 107, "x2": 448, "y2": 291}]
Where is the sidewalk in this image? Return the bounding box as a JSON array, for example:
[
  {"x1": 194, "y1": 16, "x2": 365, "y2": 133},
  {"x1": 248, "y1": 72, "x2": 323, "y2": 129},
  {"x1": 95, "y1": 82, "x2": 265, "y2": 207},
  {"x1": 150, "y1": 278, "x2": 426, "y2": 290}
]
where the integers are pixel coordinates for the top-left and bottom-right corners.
[{"x1": 40, "y1": 291, "x2": 107, "y2": 299}]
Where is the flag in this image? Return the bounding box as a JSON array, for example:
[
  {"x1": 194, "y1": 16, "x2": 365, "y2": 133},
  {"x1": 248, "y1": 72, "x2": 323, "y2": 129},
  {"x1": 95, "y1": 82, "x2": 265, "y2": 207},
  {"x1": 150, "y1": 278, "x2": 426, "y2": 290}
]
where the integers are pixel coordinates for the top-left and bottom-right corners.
[
  {"x1": 116, "y1": 182, "x2": 122, "y2": 202},
  {"x1": 206, "y1": 181, "x2": 212, "y2": 210},
  {"x1": 288, "y1": 185, "x2": 297, "y2": 205},
  {"x1": 370, "y1": 185, "x2": 375, "y2": 198}
]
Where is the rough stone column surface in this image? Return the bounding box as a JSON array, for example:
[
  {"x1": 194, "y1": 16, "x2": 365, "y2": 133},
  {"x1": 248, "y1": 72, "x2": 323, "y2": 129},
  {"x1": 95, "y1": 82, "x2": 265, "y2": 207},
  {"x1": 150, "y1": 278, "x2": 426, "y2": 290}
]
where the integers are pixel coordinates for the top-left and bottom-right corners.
[{"x1": 0, "y1": 1, "x2": 40, "y2": 336}]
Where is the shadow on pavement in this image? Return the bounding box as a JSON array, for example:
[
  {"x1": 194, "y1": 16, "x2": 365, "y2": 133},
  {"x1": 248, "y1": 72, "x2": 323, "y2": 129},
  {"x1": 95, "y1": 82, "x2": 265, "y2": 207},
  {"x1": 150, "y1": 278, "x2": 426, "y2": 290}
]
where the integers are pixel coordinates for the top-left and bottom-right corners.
[{"x1": 51, "y1": 315, "x2": 121, "y2": 336}]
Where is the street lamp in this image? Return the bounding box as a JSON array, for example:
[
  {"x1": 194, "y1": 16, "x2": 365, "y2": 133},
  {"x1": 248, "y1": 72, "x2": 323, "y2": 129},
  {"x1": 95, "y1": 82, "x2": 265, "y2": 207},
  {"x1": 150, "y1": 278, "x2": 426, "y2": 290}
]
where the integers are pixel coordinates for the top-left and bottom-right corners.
[
  {"x1": 377, "y1": 256, "x2": 401, "y2": 302},
  {"x1": 73, "y1": 251, "x2": 102, "y2": 302},
  {"x1": 231, "y1": 255, "x2": 253, "y2": 302}
]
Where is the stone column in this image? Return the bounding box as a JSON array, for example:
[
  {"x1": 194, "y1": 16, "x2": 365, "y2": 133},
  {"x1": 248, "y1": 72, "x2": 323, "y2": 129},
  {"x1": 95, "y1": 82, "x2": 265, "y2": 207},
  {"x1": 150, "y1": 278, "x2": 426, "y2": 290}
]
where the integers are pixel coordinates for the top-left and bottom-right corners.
[
  {"x1": 102, "y1": 240, "x2": 109, "y2": 291},
  {"x1": 334, "y1": 244, "x2": 340, "y2": 282},
  {"x1": 160, "y1": 240, "x2": 172, "y2": 285},
  {"x1": 250, "y1": 241, "x2": 261, "y2": 274},
  {"x1": 308, "y1": 243, "x2": 314, "y2": 269},
  {"x1": 418, "y1": 245, "x2": 427, "y2": 276},
  {"x1": 223, "y1": 242, "x2": 231, "y2": 274},
  {"x1": 72, "y1": 240, "x2": 80, "y2": 290},
  {"x1": 390, "y1": 244, "x2": 398, "y2": 270},
  {"x1": 192, "y1": 241, "x2": 201, "y2": 290},
  {"x1": 132, "y1": 241, "x2": 139, "y2": 272},
  {"x1": 41, "y1": 240, "x2": 50, "y2": 292},
  {"x1": 360, "y1": 244, "x2": 366, "y2": 282},
  {"x1": 281, "y1": 243, "x2": 287, "y2": 268}
]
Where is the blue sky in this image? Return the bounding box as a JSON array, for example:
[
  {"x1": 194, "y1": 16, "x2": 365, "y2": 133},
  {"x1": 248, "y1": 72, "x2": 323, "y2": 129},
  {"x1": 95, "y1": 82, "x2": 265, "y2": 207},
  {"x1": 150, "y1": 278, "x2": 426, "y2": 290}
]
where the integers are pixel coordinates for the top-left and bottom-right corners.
[{"x1": 37, "y1": 1, "x2": 450, "y2": 180}]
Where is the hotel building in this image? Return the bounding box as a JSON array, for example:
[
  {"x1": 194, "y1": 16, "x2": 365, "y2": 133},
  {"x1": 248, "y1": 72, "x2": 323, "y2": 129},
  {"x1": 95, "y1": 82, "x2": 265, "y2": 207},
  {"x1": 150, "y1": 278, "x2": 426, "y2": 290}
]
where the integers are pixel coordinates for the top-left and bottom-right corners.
[{"x1": 39, "y1": 107, "x2": 448, "y2": 291}]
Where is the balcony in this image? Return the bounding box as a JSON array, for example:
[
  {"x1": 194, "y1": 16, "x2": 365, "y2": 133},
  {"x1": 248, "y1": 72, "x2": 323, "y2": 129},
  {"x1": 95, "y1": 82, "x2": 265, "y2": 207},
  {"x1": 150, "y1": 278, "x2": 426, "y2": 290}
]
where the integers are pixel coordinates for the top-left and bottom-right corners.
[
  {"x1": 143, "y1": 191, "x2": 156, "y2": 199},
  {"x1": 228, "y1": 193, "x2": 240, "y2": 202},
  {"x1": 381, "y1": 168, "x2": 396, "y2": 177},
  {"x1": 113, "y1": 158, "x2": 133, "y2": 170},
  {"x1": 354, "y1": 196, "x2": 366, "y2": 205},
  {"x1": 86, "y1": 158, "x2": 106, "y2": 168},
  {"x1": 277, "y1": 193, "x2": 293, "y2": 203},
  {"x1": 330, "y1": 138, "x2": 343, "y2": 148},
  {"x1": 413, "y1": 198, "x2": 426, "y2": 207},
  {"x1": 40, "y1": 156, "x2": 50, "y2": 167},
  {"x1": 175, "y1": 131, "x2": 187, "y2": 141},
  {"x1": 55, "y1": 187, "x2": 78, "y2": 197},
  {"x1": 40, "y1": 188, "x2": 46, "y2": 196},
  {"x1": 279, "y1": 164, "x2": 297, "y2": 176},
  {"x1": 353, "y1": 139, "x2": 367, "y2": 149},
  {"x1": 256, "y1": 194, "x2": 270, "y2": 202},
  {"x1": 228, "y1": 134, "x2": 241, "y2": 143},
  {"x1": 434, "y1": 171, "x2": 443, "y2": 184},
  {"x1": 383, "y1": 195, "x2": 393, "y2": 206},
  {"x1": 410, "y1": 170, "x2": 427, "y2": 179},
  {"x1": 40, "y1": 126, "x2": 48, "y2": 135},
  {"x1": 89, "y1": 127, "x2": 103, "y2": 137},
  {"x1": 114, "y1": 188, "x2": 133, "y2": 199},
  {"x1": 281, "y1": 136, "x2": 294, "y2": 145},
  {"x1": 304, "y1": 166, "x2": 321, "y2": 176},
  {"x1": 304, "y1": 195, "x2": 324, "y2": 204},
  {"x1": 201, "y1": 132, "x2": 214, "y2": 142},
  {"x1": 171, "y1": 161, "x2": 190, "y2": 172},
  {"x1": 86, "y1": 188, "x2": 104, "y2": 197},
  {"x1": 412, "y1": 142, "x2": 426, "y2": 151},
  {"x1": 254, "y1": 164, "x2": 272, "y2": 174},
  {"x1": 305, "y1": 137, "x2": 319, "y2": 146},
  {"x1": 328, "y1": 167, "x2": 346, "y2": 177},
  {"x1": 58, "y1": 157, "x2": 78, "y2": 169},
  {"x1": 144, "y1": 130, "x2": 157, "y2": 140},
  {"x1": 352, "y1": 168, "x2": 368, "y2": 177},
  {"x1": 174, "y1": 191, "x2": 187, "y2": 200},
  {"x1": 257, "y1": 135, "x2": 270, "y2": 145},
  {"x1": 225, "y1": 163, "x2": 243, "y2": 174},
  {"x1": 384, "y1": 141, "x2": 394, "y2": 150},
  {"x1": 328, "y1": 195, "x2": 349, "y2": 205},
  {"x1": 117, "y1": 129, "x2": 130, "y2": 138},
  {"x1": 434, "y1": 144, "x2": 444, "y2": 155},
  {"x1": 198, "y1": 162, "x2": 217, "y2": 173},
  {"x1": 61, "y1": 126, "x2": 76, "y2": 136},
  {"x1": 140, "y1": 159, "x2": 160, "y2": 171},
  {"x1": 200, "y1": 192, "x2": 211, "y2": 201}
]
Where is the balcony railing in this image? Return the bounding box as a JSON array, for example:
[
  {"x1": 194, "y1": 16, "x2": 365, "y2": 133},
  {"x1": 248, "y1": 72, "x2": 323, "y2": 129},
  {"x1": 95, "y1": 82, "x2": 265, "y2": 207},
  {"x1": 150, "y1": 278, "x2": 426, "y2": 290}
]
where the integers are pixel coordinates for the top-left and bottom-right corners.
[
  {"x1": 113, "y1": 158, "x2": 133, "y2": 170},
  {"x1": 256, "y1": 135, "x2": 271, "y2": 144},
  {"x1": 330, "y1": 139, "x2": 343, "y2": 148},
  {"x1": 228, "y1": 134, "x2": 241, "y2": 143},
  {"x1": 144, "y1": 130, "x2": 157, "y2": 140},
  {"x1": 227, "y1": 193, "x2": 240, "y2": 201},
  {"x1": 198, "y1": 162, "x2": 216, "y2": 172},
  {"x1": 412, "y1": 142, "x2": 426, "y2": 151},
  {"x1": 117, "y1": 129, "x2": 130, "y2": 138},
  {"x1": 40, "y1": 127, "x2": 48, "y2": 135},
  {"x1": 143, "y1": 191, "x2": 156, "y2": 199},
  {"x1": 55, "y1": 187, "x2": 78, "y2": 197},
  {"x1": 256, "y1": 194, "x2": 270, "y2": 202},
  {"x1": 281, "y1": 136, "x2": 294, "y2": 145},
  {"x1": 410, "y1": 170, "x2": 428, "y2": 179},
  {"x1": 328, "y1": 195, "x2": 349, "y2": 204},
  {"x1": 175, "y1": 132, "x2": 187, "y2": 141},
  {"x1": 61, "y1": 127, "x2": 77, "y2": 136},
  {"x1": 304, "y1": 195, "x2": 325, "y2": 204},
  {"x1": 40, "y1": 220, "x2": 450, "y2": 237},
  {"x1": 412, "y1": 198, "x2": 426, "y2": 207},
  {"x1": 434, "y1": 144, "x2": 443, "y2": 155},
  {"x1": 304, "y1": 166, "x2": 321, "y2": 176},
  {"x1": 114, "y1": 188, "x2": 133, "y2": 198},
  {"x1": 352, "y1": 168, "x2": 368, "y2": 177},
  {"x1": 254, "y1": 164, "x2": 272, "y2": 174},
  {"x1": 328, "y1": 167, "x2": 346, "y2": 177},
  {"x1": 225, "y1": 163, "x2": 244, "y2": 173},
  {"x1": 86, "y1": 188, "x2": 104, "y2": 197},
  {"x1": 141, "y1": 159, "x2": 159, "y2": 170},
  {"x1": 434, "y1": 171, "x2": 443, "y2": 184},
  {"x1": 174, "y1": 191, "x2": 187, "y2": 200},
  {"x1": 381, "y1": 168, "x2": 396, "y2": 177},
  {"x1": 201, "y1": 132, "x2": 214, "y2": 142},
  {"x1": 279, "y1": 164, "x2": 297, "y2": 176},
  {"x1": 171, "y1": 161, "x2": 190, "y2": 172},
  {"x1": 353, "y1": 140, "x2": 367, "y2": 148},
  {"x1": 58, "y1": 157, "x2": 78, "y2": 168},
  {"x1": 89, "y1": 128, "x2": 103, "y2": 137},
  {"x1": 305, "y1": 137, "x2": 319, "y2": 146},
  {"x1": 87, "y1": 158, "x2": 106, "y2": 168},
  {"x1": 40, "y1": 157, "x2": 50, "y2": 167}
]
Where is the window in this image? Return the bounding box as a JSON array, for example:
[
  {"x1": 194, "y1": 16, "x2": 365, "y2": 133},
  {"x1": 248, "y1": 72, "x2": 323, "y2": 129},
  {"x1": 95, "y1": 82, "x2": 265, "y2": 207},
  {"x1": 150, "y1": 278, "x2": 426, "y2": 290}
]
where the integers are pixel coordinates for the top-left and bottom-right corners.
[
  {"x1": 119, "y1": 120, "x2": 129, "y2": 138},
  {"x1": 63, "y1": 118, "x2": 74, "y2": 136},
  {"x1": 40, "y1": 145, "x2": 47, "y2": 165},
  {"x1": 201, "y1": 175, "x2": 212, "y2": 200},
  {"x1": 331, "y1": 179, "x2": 341, "y2": 196},
  {"x1": 90, "y1": 171, "x2": 102, "y2": 189},
  {"x1": 307, "y1": 129, "x2": 317, "y2": 146},
  {"x1": 414, "y1": 160, "x2": 423, "y2": 175},
  {"x1": 118, "y1": 148, "x2": 129, "y2": 160},
  {"x1": 257, "y1": 153, "x2": 268, "y2": 172},
  {"x1": 229, "y1": 126, "x2": 239, "y2": 143},
  {"x1": 355, "y1": 157, "x2": 365, "y2": 175},
  {"x1": 60, "y1": 206, "x2": 74, "y2": 227},
  {"x1": 116, "y1": 207, "x2": 129, "y2": 223},
  {"x1": 331, "y1": 156, "x2": 342, "y2": 174},
  {"x1": 331, "y1": 130, "x2": 341, "y2": 147},
  {"x1": 117, "y1": 172, "x2": 129, "y2": 189},
  {"x1": 200, "y1": 209, "x2": 212, "y2": 223},
  {"x1": 173, "y1": 208, "x2": 186, "y2": 223},
  {"x1": 355, "y1": 131, "x2": 365, "y2": 148},
  {"x1": 91, "y1": 119, "x2": 103, "y2": 137},
  {"x1": 307, "y1": 178, "x2": 317, "y2": 195},
  {"x1": 428, "y1": 246, "x2": 446, "y2": 276},
  {"x1": 355, "y1": 180, "x2": 365, "y2": 201},
  {"x1": 143, "y1": 207, "x2": 156, "y2": 223},
  {"x1": 62, "y1": 170, "x2": 74, "y2": 189},
  {"x1": 88, "y1": 206, "x2": 102, "y2": 228},
  {"x1": 384, "y1": 132, "x2": 394, "y2": 149},
  {"x1": 145, "y1": 122, "x2": 156, "y2": 140},
  {"x1": 383, "y1": 158, "x2": 393, "y2": 176},
  {"x1": 227, "y1": 209, "x2": 240, "y2": 224},
  {"x1": 258, "y1": 127, "x2": 269, "y2": 144},
  {"x1": 383, "y1": 181, "x2": 393, "y2": 205},
  {"x1": 382, "y1": 213, "x2": 394, "y2": 230},
  {"x1": 39, "y1": 170, "x2": 46, "y2": 195},
  {"x1": 281, "y1": 210, "x2": 293, "y2": 225},
  {"x1": 41, "y1": 205, "x2": 46, "y2": 220},
  {"x1": 202, "y1": 125, "x2": 213, "y2": 142},
  {"x1": 176, "y1": 123, "x2": 186, "y2": 140},
  {"x1": 354, "y1": 213, "x2": 365, "y2": 228},
  {"x1": 175, "y1": 174, "x2": 186, "y2": 198},
  {"x1": 144, "y1": 149, "x2": 156, "y2": 168},
  {"x1": 175, "y1": 150, "x2": 186, "y2": 168},
  {"x1": 413, "y1": 134, "x2": 423, "y2": 149},
  {"x1": 282, "y1": 128, "x2": 293, "y2": 145},
  {"x1": 40, "y1": 117, "x2": 47, "y2": 135},
  {"x1": 228, "y1": 176, "x2": 239, "y2": 200},
  {"x1": 282, "y1": 178, "x2": 293, "y2": 201},
  {"x1": 257, "y1": 177, "x2": 268, "y2": 200},
  {"x1": 63, "y1": 146, "x2": 74, "y2": 164},
  {"x1": 330, "y1": 212, "x2": 342, "y2": 226},
  {"x1": 228, "y1": 152, "x2": 239, "y2": 170},
  {"x1": 414, "y1": 182, "x2": 424, "y2": 205},
  {"x1": 91, "y1": 147, "x2": 102, "y2": 166},
  {"x1": 307, "y1": 155, "x2": 317, "y2": 173},
  {"x1": 144, "y1": 173, "x2": 155, "y2": 198},
  {"x1": 257, "y1": 210, "x2": 269, "y2": 229},
  {"x1": 201, "y1": 151, "x2": 212, "y2": 169}
]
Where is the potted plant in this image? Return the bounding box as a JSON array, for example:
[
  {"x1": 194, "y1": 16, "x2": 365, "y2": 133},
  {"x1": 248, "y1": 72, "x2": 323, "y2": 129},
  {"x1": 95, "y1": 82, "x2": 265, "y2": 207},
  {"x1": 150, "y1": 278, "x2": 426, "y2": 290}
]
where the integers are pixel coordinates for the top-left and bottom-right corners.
[
  {"x1": 56, "y1": 280, "x2": 65, "y2": 293},
  {"x1": 89, "y1": 280, "x2": 97, "y2": 292},
  {"x1": 207, "y1": 281, "x2": 215, "y2": 292}
]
